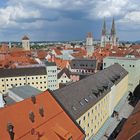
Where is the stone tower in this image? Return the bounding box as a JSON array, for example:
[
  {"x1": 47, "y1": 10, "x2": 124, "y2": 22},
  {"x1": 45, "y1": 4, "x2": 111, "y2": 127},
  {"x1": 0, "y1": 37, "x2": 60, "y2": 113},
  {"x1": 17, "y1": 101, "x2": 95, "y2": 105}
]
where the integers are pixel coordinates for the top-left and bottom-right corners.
[
  {"x1": 110, "y1": 18, "x2": 117, "y2": 47},
  {"x1": 86, "y1": 32, "x2": 94, "y2": 57},
  {"x1": 101, "y1": 18, "x2": 107, "y2": 48},
  {"x1": 22, "y1": 35, "x2": 30, "y2": 51}
]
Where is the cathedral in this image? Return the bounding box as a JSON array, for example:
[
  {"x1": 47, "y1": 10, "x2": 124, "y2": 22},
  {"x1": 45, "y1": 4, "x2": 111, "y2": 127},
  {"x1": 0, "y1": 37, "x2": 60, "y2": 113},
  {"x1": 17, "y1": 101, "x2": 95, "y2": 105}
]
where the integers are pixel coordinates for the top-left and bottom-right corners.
[{"x1": 101, "y1": 18, "x2": 118, "y2": 48}]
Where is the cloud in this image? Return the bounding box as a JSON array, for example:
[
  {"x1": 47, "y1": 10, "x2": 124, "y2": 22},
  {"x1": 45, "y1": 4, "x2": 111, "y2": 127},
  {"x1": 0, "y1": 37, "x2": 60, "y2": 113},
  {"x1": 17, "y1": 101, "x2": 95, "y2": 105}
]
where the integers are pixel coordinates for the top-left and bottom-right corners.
[{"x1": 0, "y1": 0, "x2": 139, "y2": 41}]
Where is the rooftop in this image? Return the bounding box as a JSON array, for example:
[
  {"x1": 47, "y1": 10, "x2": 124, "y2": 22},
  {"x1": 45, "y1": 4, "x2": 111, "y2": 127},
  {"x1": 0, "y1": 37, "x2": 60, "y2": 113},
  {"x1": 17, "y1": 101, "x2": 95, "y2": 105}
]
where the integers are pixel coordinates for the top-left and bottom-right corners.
[
  {"x1": 22, "y1": 35, "x2": 29, "y2": 40},
  {"x1": 0, "y1": 66, "x2": 46, "y2": 78},
  {"x1": 70, "y1": 58, "x2": 97, "y2": 70},
  {"x1": 105, "y1": 56, "x2": 140, "y2": 61},
  {"x1": 0, "y1": 90, "x2": 85, "y2": 140},
  {"x1": 8, "y1": 85, "x2": 41, "y2": 100},
  {"x1": 52, "y1": 64, "x2": 128, "y2": 120},
  {"x1": 117, "y1": 101, "x2": 140, "y2": 140}
]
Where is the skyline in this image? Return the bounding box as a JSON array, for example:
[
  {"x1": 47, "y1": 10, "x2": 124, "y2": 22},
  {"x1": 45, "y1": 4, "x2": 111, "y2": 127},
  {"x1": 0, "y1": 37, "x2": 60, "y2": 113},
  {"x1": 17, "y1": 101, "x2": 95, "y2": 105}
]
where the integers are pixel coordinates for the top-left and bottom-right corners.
[{"x1": 0, "y1": 0, "x2": 140, "y2": 41}]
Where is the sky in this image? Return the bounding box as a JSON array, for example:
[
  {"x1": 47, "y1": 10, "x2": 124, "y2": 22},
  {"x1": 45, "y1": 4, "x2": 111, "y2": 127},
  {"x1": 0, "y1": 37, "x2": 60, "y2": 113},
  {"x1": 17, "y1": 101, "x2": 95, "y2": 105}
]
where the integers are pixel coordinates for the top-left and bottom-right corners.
[{"x1": 0, "y1": 0, "x2": 140, "y2": 41}]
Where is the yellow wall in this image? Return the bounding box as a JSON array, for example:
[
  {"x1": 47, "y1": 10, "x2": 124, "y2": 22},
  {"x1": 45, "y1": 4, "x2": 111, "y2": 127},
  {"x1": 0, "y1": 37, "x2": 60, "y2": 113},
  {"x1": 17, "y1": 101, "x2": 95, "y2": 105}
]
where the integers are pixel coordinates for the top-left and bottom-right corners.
[
  {"x1": 113, "y1": 75, "x2": 128, "y2": 108},
  {"x1": 0, "y1": 75, "x2": 48, "y2": 94},
  {"x1": 76, "y1": 93, "x2": 110, "y2": 140},
  {"x1": 76, "y1": 75, "x2": 128, "y2": 140}
]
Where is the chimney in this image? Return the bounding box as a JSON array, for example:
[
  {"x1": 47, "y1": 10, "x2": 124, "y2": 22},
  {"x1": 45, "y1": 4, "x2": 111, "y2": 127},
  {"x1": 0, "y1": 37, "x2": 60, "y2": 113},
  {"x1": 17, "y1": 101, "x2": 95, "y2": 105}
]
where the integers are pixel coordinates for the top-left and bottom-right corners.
[
  {"x1": 31, "y1": 95, "x2": 36, "y2": 104},
  {"x1": 29, "y1": 111, "x2": 35, "y2": 123},
  {"x1": 7, "y1": 122, "x2": 15, "y2": 140}
]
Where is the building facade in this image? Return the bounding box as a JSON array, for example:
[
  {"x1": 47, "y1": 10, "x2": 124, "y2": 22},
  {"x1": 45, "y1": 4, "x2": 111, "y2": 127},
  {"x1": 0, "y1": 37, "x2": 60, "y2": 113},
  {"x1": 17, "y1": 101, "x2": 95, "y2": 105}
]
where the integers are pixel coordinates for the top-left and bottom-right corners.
[
  {"x1": 22, "y1": 35, "x2": 30, "y2": 51},
  {"x1": 103, "y1": 56, "x2": 140, "y2": 92},
  {"x1": 52, "y1": 64, "x2": 128, "y2": 140},
  {"x1": 0, "y1": 67, "x2": 48, "y2": 94},
  {"x1": 44, "y1": 61, "x2": 58, "y2": 90},
  {"x1": 58, "y1": 68, "x2": 71, "y2": 85},
  {"x1": 86, "y1": 32, "x2": 94, "y2": 57}
]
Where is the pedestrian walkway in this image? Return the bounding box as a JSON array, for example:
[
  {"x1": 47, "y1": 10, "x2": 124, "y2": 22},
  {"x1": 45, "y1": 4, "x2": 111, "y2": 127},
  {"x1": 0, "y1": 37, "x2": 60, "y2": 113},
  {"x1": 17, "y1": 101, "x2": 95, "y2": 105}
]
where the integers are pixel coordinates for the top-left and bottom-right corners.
[{"x1": 101, "y1": 99, "x2": 134, "y2": 140}]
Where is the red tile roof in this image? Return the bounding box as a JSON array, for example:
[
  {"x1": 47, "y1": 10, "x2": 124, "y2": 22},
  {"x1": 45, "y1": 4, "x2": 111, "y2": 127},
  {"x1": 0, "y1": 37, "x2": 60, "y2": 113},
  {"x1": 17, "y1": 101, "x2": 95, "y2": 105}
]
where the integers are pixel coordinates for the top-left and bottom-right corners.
[
  {"x1": 0, "y1": 91, "x2": 84, "y2": 140},
  {"x1": 117, "y1": 101, "x2": 140, "y2": 140},
  {"x1": 53, "y1": 48, "x2": 62, "y2": 55},
  {"x1": 49, "y1": 57, "x2": 69, "y2": 69}
]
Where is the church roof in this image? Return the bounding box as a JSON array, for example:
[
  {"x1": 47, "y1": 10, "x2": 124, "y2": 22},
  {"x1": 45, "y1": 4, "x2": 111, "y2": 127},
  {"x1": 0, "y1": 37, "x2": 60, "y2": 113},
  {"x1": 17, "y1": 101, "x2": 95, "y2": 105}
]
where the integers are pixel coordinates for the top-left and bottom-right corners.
[{"x1": 22, "y1": 35, "x2": 29, "y2": 40}]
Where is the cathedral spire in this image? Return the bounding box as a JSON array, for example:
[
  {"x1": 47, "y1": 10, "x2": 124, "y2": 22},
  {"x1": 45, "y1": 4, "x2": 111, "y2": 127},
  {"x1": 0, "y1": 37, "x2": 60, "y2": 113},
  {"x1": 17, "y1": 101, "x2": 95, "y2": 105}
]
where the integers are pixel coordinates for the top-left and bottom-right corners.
[
  {"x1": 111, "y1": 18, "x2": 116, "y2": 36},
  {"x1": 102, "y1": 17, "x2": 106, "y2": 36}
]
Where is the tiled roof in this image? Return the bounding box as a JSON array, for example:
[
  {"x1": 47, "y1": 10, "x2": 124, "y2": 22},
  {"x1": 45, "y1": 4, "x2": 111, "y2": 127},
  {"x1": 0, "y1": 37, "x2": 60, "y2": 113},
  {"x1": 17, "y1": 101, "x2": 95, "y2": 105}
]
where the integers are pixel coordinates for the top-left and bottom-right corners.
[
  {"x1": 70, "y1": 58, "x2": 97, "y2": 70},
  {"x1": 22, "y1": 35, "x2": 29, "y2": 40},
  {"x1": 0, "y1": 91, "x2": 85, "y2": 140},
  {"x1": 117, "y1": 101, "x2": 140, "y2": 140},
  {"x1": 0, "y1": 67, "x2": 46, "y2": 78},
  {"x1": 49, "y1": 57, "x2": 69, "y2": 69},
  {"x1": 52, "y1": 64, "x2": 128, "y2": 120},
  {"x1": 58, "y1": 68, "x2": 70, "y2": 79},
  {"x1": 53, "y1": 48, "x2": 62, "y2": 55}
]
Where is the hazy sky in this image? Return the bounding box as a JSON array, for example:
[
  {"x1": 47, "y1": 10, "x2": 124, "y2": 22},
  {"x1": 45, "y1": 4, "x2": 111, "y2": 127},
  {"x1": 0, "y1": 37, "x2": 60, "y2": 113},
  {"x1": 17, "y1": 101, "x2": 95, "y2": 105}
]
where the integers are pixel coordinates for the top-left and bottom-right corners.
[{"x1": 0, "y1": 0, "x2": 140, "y2": 41}]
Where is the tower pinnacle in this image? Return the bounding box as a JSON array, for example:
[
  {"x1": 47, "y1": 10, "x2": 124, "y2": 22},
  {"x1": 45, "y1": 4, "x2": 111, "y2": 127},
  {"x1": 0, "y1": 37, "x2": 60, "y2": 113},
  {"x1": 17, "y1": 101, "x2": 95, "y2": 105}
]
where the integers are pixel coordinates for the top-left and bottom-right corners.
[
  {"x1": 102, "y1": 17, "x2": 106, "y2": 36},
  {"x1": 111, "y1": 18, "x2": 116, "y2": 35}
]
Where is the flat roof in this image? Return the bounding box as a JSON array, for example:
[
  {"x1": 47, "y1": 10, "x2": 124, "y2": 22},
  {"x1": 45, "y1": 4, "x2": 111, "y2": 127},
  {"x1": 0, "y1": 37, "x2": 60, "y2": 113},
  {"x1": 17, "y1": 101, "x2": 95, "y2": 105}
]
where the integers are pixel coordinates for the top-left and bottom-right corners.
[
  {"x1": 9, "y1": 85, "x2": 41, "y2": 99},
  {"x1": 105, "y1": 56, "x2": 140, "y2": 61}
]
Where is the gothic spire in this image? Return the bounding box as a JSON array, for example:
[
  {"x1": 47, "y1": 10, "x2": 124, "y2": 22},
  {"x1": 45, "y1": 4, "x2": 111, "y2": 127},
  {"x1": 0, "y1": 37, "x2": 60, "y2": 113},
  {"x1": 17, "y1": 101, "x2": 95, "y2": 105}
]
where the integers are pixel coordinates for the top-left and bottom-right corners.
[
  {"x1": 111, "y1": 18, "x2": 116, "y2": 35},
  {"x1": 102, "y1": 17, "x2": 106, "y2": 36}
]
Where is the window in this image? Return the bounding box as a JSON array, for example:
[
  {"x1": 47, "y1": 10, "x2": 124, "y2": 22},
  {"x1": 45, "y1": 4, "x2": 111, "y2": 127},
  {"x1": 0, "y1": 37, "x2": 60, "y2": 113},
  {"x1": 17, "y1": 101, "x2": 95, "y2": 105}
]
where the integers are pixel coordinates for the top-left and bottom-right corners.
[
  {"x1": 130, "y1": 65, "x2": 131, "y2": 67},
  {"x1": 83, "y1": 116, "x2": 86, "y2": 120},
  {"x1": 104, "y1": 63, "x2": 106, "y2": 66},
  {"x1": 79, "y1": 120, "x2": 81, "y2": 125},
  {"x1": 133, "y1": 65, "x2": 135, "y2": 67},
  {"x1": 72, "y1": 106, "x2": 77, "y2": 111},
  {"x1": 85, "y1": 98, "x2": 89, "y2": 102},
  {"x1": 80, "y1": 101, "x2": 84, "y2": 106},
  {"x1": 95, "y1": 116, "x2": 97, "y2": 120},
  {"x1": 88, "y1": 112, "x2": 90, "y2": 117},
  {"x1": 87, "y1": 123, "x2": 90, "y2": 127}
]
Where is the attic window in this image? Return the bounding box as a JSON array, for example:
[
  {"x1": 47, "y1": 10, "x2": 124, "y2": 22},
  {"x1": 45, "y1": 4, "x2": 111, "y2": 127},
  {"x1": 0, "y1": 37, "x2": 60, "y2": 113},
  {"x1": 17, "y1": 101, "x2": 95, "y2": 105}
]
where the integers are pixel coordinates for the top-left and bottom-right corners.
[
  {"x1": 72, "y1": 106, "x2": 77, "y2": 111},
  {"x1": 79, "y1": 101, "x2": 84, "y2": 106},
  {"x1": 85, "y1": 98, "x2": 89, "y2": 103},
  {"x1": 89, "y1": 94, "x2": 93, "y2": 99}
]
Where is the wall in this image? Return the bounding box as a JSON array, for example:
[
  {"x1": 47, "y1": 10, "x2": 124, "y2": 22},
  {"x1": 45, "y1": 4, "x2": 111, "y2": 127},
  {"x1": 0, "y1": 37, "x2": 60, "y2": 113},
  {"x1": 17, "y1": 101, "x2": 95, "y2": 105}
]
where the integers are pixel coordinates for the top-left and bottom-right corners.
[
  {"x1": 0, "y1": 75, "x2": 48, "y2": 94},
  {"x1": 46, "y1": 66, "x2": 58, "y2": 90},
  {"x1": 76, "y1": 74, "x2": 128, "y2": 140},
  {"x1": 103, "y1": 57, "x2": 140, "y2": 92}
]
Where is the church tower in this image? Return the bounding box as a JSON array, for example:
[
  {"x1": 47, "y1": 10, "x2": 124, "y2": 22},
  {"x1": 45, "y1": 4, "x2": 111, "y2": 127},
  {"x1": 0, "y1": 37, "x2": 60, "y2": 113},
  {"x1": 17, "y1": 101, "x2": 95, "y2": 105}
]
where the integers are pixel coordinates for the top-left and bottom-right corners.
[
  {"x1": 101, "y1": 18, "x2": 107, "y2": 48},
  {"x1": 110, "y1": 18, "x2": 117, "y2": 47},
  {"x1": 22, "y1": 35, "x2": 30, "y2": 51},
  {"x1": 86, "y1": 32, "x2": 94, "y2": 57}
]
